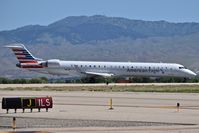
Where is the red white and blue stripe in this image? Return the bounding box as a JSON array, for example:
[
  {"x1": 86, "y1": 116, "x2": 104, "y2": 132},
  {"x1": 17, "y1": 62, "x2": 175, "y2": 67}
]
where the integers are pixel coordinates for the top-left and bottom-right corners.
[
  {"x1": 5, "y1": 44, "x2": 44, "y2": 68},
  {"x1": 12, "y1": 48, "x2": 37, "y2": 63}
]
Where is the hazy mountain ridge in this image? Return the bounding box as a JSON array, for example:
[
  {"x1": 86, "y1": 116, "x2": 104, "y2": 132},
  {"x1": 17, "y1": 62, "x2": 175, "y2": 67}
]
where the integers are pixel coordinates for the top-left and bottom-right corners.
[
  {"x1": 0, "y1": 15, "x2": 199, "y2": 78},
  {"x1": 1, "y1": 15, "x2": 199, "y2": 44}
]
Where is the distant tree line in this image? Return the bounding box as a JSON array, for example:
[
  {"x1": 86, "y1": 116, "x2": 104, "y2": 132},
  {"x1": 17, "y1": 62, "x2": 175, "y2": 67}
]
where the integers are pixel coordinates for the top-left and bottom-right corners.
[
  {"x1": 76, "y1": 77, "x2": 199, "y2": 83},
  {"x1": 0, "y1": 76, "x2": 199, "y2": 84},
  {"x1": 0, "y1": 77, "x2": 48, "y2": 84},
  {"x1": 56, "y1": 77, "x2": 199, "y2": 83}
]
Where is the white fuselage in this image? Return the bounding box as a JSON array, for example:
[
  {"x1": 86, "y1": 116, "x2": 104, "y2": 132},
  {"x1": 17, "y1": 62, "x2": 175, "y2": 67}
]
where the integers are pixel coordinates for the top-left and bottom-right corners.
[
  {"x1": 28, "y1": 60, "x2": 196, "y2": 78},
  {"x1": 6, "y1": 44, "x2": 196, "y2": 78}
]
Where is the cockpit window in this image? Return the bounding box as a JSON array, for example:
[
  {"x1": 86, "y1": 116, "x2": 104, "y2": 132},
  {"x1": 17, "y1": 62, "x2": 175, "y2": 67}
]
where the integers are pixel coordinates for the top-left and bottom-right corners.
[{"x1": 179, "y1": 67, "x2": 185, "y2": 69}]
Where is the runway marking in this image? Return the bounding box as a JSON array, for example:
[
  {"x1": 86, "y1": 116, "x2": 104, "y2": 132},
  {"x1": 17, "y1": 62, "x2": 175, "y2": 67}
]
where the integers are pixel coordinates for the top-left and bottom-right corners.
[
  {"x1": 2, "y1": 116, "x2": 195, "y2": 131},
  {"x1": 1, "y1": 92, "x2": 199, "y2": 102},
  {"x1": 56, "y1": 102, "x2": 199, "y2": 110},
  {"x1": 45, "y1": 126, "x2": 199, "y2": 132},
  {"x1": 55, "y1": 95, "x2": 199, "y2": 101}
]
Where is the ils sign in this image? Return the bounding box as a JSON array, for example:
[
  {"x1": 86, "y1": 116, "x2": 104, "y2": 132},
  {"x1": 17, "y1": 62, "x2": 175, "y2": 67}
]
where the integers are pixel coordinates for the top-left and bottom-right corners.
[
  {"x1": 22, "y1": 97, "x2": 53, "y2": 108},
  {"x1": 35, "y1": 97, "x2": 52, "y2": 108}
]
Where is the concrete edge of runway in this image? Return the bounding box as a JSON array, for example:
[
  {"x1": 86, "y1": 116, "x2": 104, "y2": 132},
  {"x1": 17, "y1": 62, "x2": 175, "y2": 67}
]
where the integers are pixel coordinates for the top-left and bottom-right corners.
[{"x1": 0, "y1": 83, "x2": 199, "y2": 89}]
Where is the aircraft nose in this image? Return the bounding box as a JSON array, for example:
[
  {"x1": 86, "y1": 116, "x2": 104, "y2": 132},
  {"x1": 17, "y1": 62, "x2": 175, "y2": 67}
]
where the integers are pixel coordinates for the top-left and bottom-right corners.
[{"x1": 184, "y1": 69, "x2": 197, "y2": 77}]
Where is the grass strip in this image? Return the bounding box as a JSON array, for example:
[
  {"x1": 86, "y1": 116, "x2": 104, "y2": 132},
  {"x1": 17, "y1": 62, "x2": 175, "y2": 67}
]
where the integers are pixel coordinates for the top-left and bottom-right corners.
[{"x1": 1, "y1": 85, "x2": 199, "y2": 93}]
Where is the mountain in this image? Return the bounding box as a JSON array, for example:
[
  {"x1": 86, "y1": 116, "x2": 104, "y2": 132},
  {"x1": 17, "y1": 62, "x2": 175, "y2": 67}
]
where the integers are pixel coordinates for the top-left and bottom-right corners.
[
  {"x1": 0, "y1": 15, "x2": 199, "y2": 78},
  {"x1": 1, "y1": 15, "x2": 199, "y2": 44}
]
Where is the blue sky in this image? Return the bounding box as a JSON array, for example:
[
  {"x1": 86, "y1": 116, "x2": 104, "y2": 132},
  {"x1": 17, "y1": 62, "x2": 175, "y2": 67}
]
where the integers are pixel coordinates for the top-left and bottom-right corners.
[{"x1": 0, "y1": 0, "x2": 199, "y2": 31}]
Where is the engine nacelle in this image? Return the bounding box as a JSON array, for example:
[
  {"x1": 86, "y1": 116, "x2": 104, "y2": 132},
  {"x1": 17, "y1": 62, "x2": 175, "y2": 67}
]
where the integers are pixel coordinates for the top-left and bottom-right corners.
[
  {"x1": 40, "y1": 59, "x2": 60, "y2": 68},
  {"x1": 47, "y1": 59, "x2": 60, "y2": 68}
]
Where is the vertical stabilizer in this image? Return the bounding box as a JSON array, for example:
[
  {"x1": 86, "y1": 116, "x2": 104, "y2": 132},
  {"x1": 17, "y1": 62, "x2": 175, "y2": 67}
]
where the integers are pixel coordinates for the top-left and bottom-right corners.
[{"x1": 5, "y1": 44, "x2": 42, "y2": 64}]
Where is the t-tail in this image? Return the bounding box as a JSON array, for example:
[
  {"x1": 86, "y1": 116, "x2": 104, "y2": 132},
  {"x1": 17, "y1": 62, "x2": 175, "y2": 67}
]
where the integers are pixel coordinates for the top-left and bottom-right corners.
[{"x1": 5, "y1": 44, "x2": 44, "y2": 68}]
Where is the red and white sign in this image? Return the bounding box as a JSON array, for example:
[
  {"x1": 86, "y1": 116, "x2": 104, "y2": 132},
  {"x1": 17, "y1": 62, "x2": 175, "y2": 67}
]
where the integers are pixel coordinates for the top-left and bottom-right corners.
[{"x1": 35, "y1": 97, "x2": 53, "y2": 108}]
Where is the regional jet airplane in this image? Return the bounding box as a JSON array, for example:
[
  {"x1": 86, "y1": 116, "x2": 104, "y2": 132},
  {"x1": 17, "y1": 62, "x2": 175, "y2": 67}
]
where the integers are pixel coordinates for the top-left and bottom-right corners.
[{"x1": 5, "y1": 44, "x2": 196, "y2": 78}]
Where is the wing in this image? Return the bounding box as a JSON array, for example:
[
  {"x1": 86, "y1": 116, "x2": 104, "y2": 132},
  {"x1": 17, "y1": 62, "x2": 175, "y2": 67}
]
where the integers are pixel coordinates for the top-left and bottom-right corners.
[
  {"x1": 84, "y1": 71, "x2": 114, "y2": 77},
  {"x1": 73, "y1": 65, "x2": 114, "y2": 77}
]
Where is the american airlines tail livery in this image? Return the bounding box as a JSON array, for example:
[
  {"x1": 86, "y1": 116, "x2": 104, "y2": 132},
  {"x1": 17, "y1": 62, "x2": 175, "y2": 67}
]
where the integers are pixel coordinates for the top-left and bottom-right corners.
[{"x1": 5, "y1": 44, "x2": 196, "y2": 78}]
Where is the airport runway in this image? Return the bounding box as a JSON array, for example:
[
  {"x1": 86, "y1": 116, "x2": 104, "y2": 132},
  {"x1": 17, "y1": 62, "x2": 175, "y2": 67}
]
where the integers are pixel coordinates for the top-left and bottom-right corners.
[
  {"x1": 0, "y1": 83, "x2": 199, "y2": 88},
  {"x1": 1, "y1": 90, "x2": 199, "y2": 132}
]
